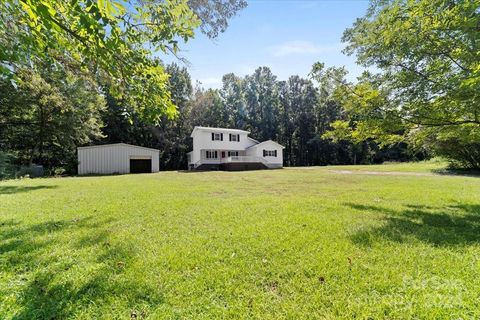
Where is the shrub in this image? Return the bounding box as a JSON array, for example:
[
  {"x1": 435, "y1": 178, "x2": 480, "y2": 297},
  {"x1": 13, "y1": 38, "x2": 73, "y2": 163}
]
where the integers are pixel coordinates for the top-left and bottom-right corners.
[
  {"x1": 433, "y1": 140, "x2": 480, "y2": 170},
  {"x1": 0, "y1": 151, "x2": 15, "y2": 179}
]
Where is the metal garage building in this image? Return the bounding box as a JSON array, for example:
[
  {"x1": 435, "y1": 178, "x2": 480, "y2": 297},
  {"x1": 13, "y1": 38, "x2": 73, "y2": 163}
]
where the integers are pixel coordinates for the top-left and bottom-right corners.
[{"x1": 78, "y1": 143, "x2": 160, "y2": 175}]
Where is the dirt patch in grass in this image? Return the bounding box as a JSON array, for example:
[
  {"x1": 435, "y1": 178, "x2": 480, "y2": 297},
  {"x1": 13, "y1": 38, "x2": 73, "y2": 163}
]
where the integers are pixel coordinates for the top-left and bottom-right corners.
[{"x1": 329, "y1": 170, "x2": 434, "y2": 177}]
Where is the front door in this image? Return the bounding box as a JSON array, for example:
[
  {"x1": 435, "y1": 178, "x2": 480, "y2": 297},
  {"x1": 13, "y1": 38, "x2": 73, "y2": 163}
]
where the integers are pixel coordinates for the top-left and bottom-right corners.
[{"x1": 221, "y1": 151, "x2": 226, "y2": 158}]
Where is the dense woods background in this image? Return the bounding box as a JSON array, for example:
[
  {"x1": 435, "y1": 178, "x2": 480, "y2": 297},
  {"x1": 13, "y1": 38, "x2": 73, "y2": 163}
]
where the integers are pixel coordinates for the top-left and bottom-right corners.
[
  {"x1": 0, "y1": 63, "x2": 425, "y2": 176},
  {"x1": 102, "y1": 64, "x2": 426, "y2": 170},
  {"x1": 1, "y1": 0, "x2": 478, "y2": 178}
]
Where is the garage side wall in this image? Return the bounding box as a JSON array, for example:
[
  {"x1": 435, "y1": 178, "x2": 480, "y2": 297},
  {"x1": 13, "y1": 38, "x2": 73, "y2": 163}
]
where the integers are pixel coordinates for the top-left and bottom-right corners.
[
  {"x1": 78, "y1": 145, "x2": 159, "y2": 175},
  {"x1": 151, "y1": 151, "x2": 160, "y2": 173}
]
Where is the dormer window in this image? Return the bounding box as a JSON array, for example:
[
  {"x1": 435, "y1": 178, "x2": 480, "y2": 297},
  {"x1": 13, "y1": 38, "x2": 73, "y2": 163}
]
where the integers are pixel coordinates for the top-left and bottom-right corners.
[
  {"x1": 212, "y1": 133, "x2": 223, "y2": 141},
  {"x1": 229, "y1": 134, "x2": 240, "y2": 142}
]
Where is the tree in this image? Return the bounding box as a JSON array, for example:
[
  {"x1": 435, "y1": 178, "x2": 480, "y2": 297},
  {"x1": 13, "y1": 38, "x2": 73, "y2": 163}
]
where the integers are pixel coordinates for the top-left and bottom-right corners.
[
  {"x1": 310, "y1": 63, "x2": 346, "y2": 136},
  {"x1": 0, "y1": 151, "x2": 14, "y2": 179},
  {"x1": 339, "y1": 0, "x2": 480, "y2": 168},
  {"x1": 310, "y1": 62, "x2": 420, "y2": 165},
  {"x1": 220, "y1": 73, "x2": 246, "y2": 128},
  {"x1": 99, "y1": 63, "x2": 194, "y2": 169},
  {"x1": 1, "y1": 0, "x2": 199, "y2": 122},
  {"x1": 94, "y1": 63, "x2": 428, "y2": 171},
  {"x1": 277, "y1": 76, "x2": 317, "y2": 166},
  {"x1": 1, "y1": 0, "x2": 247, "y2": 123},
  {"x1": 156, "y1": 63, "x2": 195, "y2": 169},
  {"x1": 243, "y1": 67, "x2": 280, "y2": 141},
  {"x1": 188, "y1": 86, "x2": 227, "y2": 128},
  {"x1": 188, "y1": 0, "x2": 248, "y2": 38},
  {"x1": 0, "y1": 0, "x2": 247, "y2": 175},
  {"x1": 0, "y1": 64, "x2": 105, "y2": 172}
]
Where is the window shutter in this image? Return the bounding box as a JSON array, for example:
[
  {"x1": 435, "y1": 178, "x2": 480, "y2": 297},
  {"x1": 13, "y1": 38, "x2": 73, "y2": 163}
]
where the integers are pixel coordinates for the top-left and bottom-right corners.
[
  {"x1": 211, "y1": 133, "x2": 214, "y2": 141},
  {"x1": 263, "y1": 150, "x2": 266, "y2": 157},
  {"x1": 237, "y1": 134, "x2": 240, "y2": 142},
  {"x1": 229, "y1": 134, "x2": 232, "y2": 141},
  {"x1": 221, "y1": 133, "x2": 223, "y2": 141},
  {"x1": 274, "y1": 150, "x2": 277, "y2": 157}
]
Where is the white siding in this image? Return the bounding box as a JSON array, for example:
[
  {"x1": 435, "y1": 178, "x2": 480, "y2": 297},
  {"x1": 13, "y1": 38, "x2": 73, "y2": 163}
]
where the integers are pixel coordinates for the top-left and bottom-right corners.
[
  {"x1": 193, "y1": 130, "x2": 256, "y2": 151},
  {"x1": 246, "y1": 141, "x2": 284, "y2": 168},
  {"x1": 187, "y1": 126, "x2": 285, "y2": 169},
  {"x1": 190, "y1": 129, "x2": 256, "y2": 165},
  {"x1": 78, "y1": 144, "x2": 159, "y2": 175}
]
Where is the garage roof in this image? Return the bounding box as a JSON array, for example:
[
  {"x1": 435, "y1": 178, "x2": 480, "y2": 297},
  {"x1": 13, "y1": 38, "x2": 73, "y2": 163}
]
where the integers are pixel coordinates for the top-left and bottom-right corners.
[{"x1": 78, "y1": 143, "x2": 160, "y2": 153}]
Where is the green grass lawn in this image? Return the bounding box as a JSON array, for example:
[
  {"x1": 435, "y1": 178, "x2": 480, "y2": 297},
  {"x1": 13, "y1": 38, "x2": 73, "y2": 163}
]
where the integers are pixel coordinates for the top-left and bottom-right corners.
[{"x1": 1, "y1": 162, "x2": 480, "y2": 319}]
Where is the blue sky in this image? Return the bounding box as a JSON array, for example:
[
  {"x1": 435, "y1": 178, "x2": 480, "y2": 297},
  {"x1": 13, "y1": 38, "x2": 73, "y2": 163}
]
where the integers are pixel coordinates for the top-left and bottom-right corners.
[{"x1": 164, "y1": 0, "x2": 370, "y2": 88}]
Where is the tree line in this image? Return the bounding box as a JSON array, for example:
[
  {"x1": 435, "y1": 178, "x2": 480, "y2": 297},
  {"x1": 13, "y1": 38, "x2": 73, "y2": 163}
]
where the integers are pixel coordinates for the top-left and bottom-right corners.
[
  {"x1": 1, "y1": 0, "x2": 478, "y2": 177},
  {"x1": 0, "y1": 0, "x2": 247, "y2": 177},
  {"x1": 0, "y1": 62, "x2": 424, "y2": 176},
  {"x1": 101, "y1": 64, "x2": 423, "y2": 170}
]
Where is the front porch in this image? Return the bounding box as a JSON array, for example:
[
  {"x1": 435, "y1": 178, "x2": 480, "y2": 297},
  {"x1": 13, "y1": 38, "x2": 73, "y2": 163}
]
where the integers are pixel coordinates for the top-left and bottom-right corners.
[{"x1": 189, "y1": 149, "x2": 269, "y2": 171}]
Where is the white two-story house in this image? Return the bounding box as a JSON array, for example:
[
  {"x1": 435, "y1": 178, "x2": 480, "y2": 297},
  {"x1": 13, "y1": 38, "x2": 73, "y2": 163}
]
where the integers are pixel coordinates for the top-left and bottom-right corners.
[{"x1": 187, "y1": 126, "x2": 285, "y2": 170}]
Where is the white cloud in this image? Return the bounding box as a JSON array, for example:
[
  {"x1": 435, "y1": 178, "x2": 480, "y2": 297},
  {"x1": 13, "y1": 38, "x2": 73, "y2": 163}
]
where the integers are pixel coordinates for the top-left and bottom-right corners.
[{"x1": 269, "y1": 41, "x2": 341, "y2": 57}]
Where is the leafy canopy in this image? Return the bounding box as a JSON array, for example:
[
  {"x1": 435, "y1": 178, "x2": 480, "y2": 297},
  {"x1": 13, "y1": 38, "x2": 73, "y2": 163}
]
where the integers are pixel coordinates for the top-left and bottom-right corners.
[
  {"x1": 318, "y1": 0, "x2": 480, "y2": 167},
  {"x1": 0, "y1": 63, "x2": 106, "y2": 172},
  {"x1": 1, "y1": 0, "x2": 201, "y2": 123}
]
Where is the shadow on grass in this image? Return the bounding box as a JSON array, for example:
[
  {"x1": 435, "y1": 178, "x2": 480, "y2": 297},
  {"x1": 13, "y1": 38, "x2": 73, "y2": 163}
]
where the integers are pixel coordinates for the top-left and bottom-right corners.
[
  {"x1": 346, "y1": 202, "x2": 480, "y2": 247},
  {"x1": 431, "y1": 168, "x2": 480, "y2": 178},
  {"x1": 0, "y1": 185, "x2": 58, "y2": 195},
  {"x1": 0, "y1": 216, "x2": 164, "y2": 319}
]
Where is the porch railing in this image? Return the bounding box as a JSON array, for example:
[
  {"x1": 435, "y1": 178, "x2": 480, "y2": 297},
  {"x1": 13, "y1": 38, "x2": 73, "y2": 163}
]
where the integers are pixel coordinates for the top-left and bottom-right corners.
[
  {"x1": 220, "y1": 156, "x2": 264, "y2": 164},
  {"x1": 190, "y1": 155, "x2": 274, "y2": 169}
]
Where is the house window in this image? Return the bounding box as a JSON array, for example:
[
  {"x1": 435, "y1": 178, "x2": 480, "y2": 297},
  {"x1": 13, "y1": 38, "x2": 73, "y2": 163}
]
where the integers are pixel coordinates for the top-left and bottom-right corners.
[
  {"x1": 229, "y1": 134, "x2": 240, "y2": 142},
  {"x1": 206, "y1": 150, "x2": 218, "y2": 159},
  {"x1": 228, "y1": 151, "x2": 239, "y2": 157},
  {"x1": 263, "y1": 150, "x2": 277, "y2": 157},
  {"x1": 212, "y1": 133, "x2": 223, "y2": 141}
]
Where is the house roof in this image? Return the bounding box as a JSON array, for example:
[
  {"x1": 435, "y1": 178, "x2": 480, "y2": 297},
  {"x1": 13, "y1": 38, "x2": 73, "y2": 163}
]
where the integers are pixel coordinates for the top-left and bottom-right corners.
[
  {"x1": 246, "y1": 140, "x2": 285, "y2": 149},
  {"x1": 77, "y1": 143, "x2": 160, "y2": 153},
  {"x1": 190, "y1": 126, "x2": 250, "y2": 137},
  {"x1": 248, "y1": 137, "x2": 260, "y2": 144}
]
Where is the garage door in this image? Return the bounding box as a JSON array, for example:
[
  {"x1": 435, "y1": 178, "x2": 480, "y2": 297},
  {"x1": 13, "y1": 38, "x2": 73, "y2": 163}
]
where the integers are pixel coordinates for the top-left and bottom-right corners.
[{"x1": 130, "y1": 159, "x2": 152, "y2": 173}]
